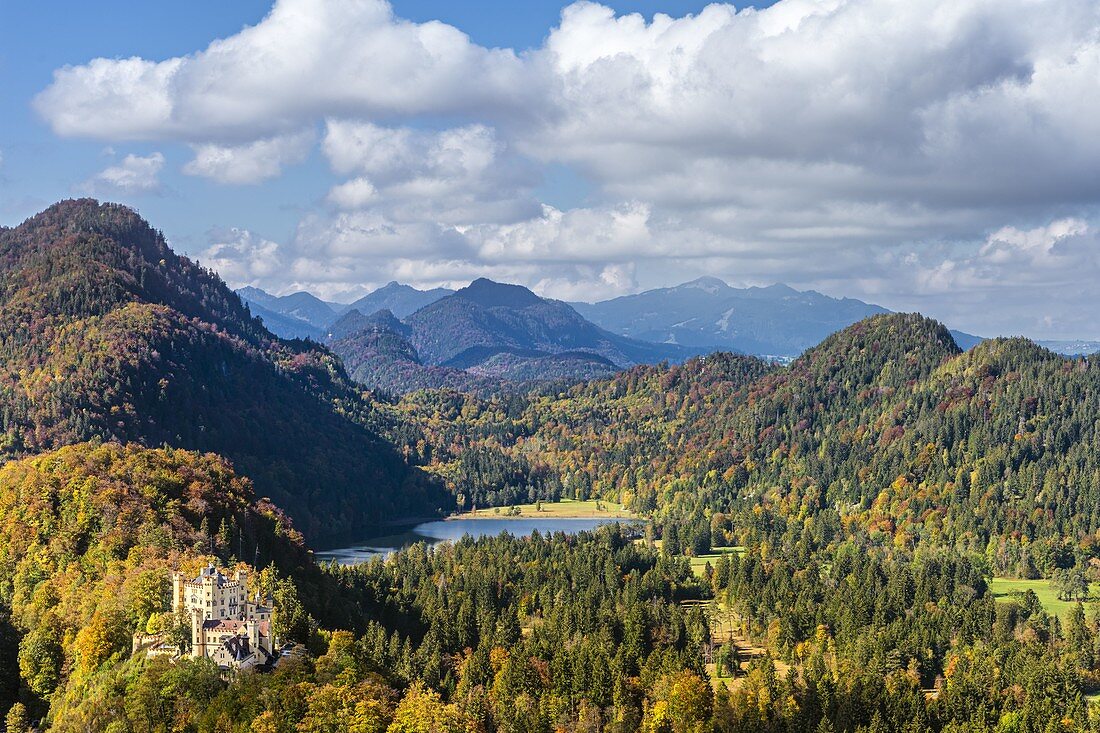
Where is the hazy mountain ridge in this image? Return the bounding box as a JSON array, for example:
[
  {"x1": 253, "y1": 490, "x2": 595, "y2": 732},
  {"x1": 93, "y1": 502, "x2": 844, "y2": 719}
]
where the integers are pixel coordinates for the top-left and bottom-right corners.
[
  {"x1": 951, "y1": 328, "x2": 1099, "y2": 356},
  {"x1": 245, "y1": 298, "x2": 325, "y2": 340},
  {"x1": 239, "y1": 275, "x2": 1098, "y2": 394},
  {"x1": 237, "y1": 286, "x2": 337, "y2": 328},
  {"x1": 571, "y1": 276, "x2": 891, "y2": 358},
  {"x1": 342, "y1": 281, "x2": 455, "y2": 319},
  {"x1": 236, "y1": 282, "x2": 454, "y2": 339}
]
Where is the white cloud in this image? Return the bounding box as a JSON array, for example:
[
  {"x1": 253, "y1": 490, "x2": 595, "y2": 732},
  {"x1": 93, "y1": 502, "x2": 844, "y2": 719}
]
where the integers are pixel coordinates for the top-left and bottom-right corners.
[
  {"x1": 472, "y1": 202, "x2": 657, "y2": 263},
  {"x1": 981, "y1": 219, "x2": 1090, "y2": 262},
  {"x1": 81, "y1": 152, "x2": 165, "y2": 195},
  {"x1": 34, "y1": 0, "x2": 532, "y2": 142},
  {"x1": 37, "y1": 57, "x2": 184, "y2": 141},
  {"x1": 199, "y1": 227, "x2": 285, "y2": 284},
  {"x1": 202, "y1": 204, "x2": 650, "y2": 303},
  {"x1": 182, "y1": 130, "x2": 314, "y2": 184},
  {"x1": 322, "y1": 121, "x2": 540, "y2": 225},
  {"x1": 327, "y1": 177, "x2": 377, "y2": 209},
  {"x1": 32, "y1": 0, "x2": 1100, "y2": 337},
  {"x1": 525, "y1": 0, "x2": 1100, "y2": 217}
]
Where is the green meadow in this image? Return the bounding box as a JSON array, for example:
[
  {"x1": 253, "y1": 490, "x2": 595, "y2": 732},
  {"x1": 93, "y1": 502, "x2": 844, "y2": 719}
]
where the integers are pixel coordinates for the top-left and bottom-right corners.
[
  {"x1": 989, "y1": 577, "x2": 1100, "y2": 622},
  {"x1": 690, "y1": 546, "x2": 746, "y2": 576}
]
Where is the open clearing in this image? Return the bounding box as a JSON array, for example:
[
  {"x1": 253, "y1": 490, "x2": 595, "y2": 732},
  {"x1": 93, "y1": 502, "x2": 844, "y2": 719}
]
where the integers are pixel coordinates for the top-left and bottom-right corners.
[
  {"x1": 989, "y1": 577, "x2": 1099, "y2": 622},
  {"x1": 453, "y1": 498, "x2": 636, "y2": 520},
  {"x1": 687, "y1": 599, "x2": 790, "y2": 690},
  {"x1": 690, "y1": 546, "x2": 745, "y2": 576}
]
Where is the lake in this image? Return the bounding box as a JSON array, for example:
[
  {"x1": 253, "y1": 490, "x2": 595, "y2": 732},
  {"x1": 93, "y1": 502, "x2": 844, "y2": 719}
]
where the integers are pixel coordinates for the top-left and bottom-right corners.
[{"x1": 315, "y1": 517, "x2": 634, "y2": 565}]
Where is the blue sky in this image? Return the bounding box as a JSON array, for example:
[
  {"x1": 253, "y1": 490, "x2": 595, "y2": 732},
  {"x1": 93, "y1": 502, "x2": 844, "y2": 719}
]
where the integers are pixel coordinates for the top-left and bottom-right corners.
[{"x1": 2, "y1": 0, "x2": 1099, "y2": 339}]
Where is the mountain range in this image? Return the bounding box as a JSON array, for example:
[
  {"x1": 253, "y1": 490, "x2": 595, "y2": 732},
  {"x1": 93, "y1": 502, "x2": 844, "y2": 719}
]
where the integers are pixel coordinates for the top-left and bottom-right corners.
[
  {"x1": 242, "y1": 276, "x2": 1099, "y2": 384},
  {"x1": 240, "y1": 278, "x2": 702, "y2": 392},
  {"x1": 326, "y1": 279, "x2": 696, "y2": 392}
]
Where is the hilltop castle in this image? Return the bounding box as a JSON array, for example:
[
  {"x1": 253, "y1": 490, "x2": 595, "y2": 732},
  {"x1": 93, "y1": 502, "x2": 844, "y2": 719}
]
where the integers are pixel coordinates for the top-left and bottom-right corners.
[{"x1": 165, "y1": 564, "x2": 278, "y2": 671}]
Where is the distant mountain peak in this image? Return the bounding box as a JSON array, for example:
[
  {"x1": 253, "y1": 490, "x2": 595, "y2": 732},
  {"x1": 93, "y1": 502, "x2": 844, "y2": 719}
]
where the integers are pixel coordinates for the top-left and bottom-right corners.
[
  {"x1": 573, "y1": 279, "x2": 890, "y2": 358},
  {"x1": 237, "y1": 285, "x2": 275, "y2": 301},
  {"x1": 455, "y1": 278, "x2": 543, "y2": 308},
  {"x1": 678, "y1": 276, "x2": 730, "y2": 294},
  {"x1": 341, "y1": 281, "x2": 454, "y2": 320},
  {"x1": 749, "y1": 283, "x2": 800, "y2": 297},
  {"x1": 327, "y1": 307, "x2": 410, "y2": 341}
]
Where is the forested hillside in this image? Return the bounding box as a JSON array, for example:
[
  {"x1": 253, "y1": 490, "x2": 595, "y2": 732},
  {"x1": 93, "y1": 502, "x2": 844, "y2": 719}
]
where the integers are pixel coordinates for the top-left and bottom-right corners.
[
  {"x1": 402, "y1": 313, "x2": 1100, "y2": 571},
  {"x1": 0, "y1": 443, "x2": 312, "y2": 725},
  {"x1": 0, "y1": 200, "x2": 447, "y2": 542}
]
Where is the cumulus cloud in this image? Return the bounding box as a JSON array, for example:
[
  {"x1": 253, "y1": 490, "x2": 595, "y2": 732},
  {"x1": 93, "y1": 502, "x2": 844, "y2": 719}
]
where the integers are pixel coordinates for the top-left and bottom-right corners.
[
  {"x1": 33, "y1": 0, "x2": 532, "y2": 142},
  {"x1": 33, "y1": 0, "x2": 1100, "y2": 337},
  {"x1": 521, "y1": 0, "x2": 1100, "y2": 249},
  {"x1": 472, "y1": 202, "x2": 656, "y2": 263},
  {"x1": 183, "y1": 130, "x2": 314, "y2": 184},
  {"x1": 322, "y1": 121, "x2": 540, "y2": 225},
  {"x1": 199, "y1": 227, "x2": 286, "y2": 284},
  {"x1": 81, "y1": 152, "x2": 165, "y2": 195},
  {"x1": 327, "y1": 178, "x2": 377, "y2": 209}
]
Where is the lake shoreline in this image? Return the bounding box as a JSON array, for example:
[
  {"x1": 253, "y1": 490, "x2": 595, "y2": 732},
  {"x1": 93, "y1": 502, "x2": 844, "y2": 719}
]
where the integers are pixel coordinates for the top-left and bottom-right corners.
[
  {"x1": 449, "y1": 498, "x2": 638, "y2": 521},
  {"x1": 315, "y1": 514, "x2": 642, "y2": 566}
]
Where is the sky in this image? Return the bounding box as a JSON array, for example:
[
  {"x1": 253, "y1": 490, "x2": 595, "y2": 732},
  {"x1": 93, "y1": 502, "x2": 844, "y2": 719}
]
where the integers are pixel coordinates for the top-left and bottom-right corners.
[{"x1": 2, "y1": 0, "x2": 1099, "y2": 340}]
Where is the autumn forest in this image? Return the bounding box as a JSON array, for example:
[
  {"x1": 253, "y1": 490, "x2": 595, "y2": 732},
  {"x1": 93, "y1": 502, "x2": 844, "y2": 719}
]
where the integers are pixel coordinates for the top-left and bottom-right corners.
[{"x1": 1, "y1": 201, "x2": 1100, "y2": 733}]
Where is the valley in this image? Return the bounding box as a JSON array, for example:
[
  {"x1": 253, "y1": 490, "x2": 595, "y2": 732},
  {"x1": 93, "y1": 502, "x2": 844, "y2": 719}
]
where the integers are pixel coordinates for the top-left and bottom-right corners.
[{"x1": 0, "y1": 201, "x2": 1098, "y2": 732}]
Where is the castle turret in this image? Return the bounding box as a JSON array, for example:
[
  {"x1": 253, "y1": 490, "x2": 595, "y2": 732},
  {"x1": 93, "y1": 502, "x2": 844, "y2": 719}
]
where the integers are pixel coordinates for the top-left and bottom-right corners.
[
  {"x1": 172, "y1": 571, "x2": 186, "y2": 613},
  {"x1": 190, "y1": 607, "x2": 205, "y2": 658},
  {"x1": 246, "y1": 618, "x2": 261, "y2": 653}
]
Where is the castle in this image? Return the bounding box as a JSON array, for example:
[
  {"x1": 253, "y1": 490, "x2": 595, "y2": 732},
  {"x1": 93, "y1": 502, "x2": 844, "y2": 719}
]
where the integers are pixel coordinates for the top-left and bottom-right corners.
[{"x1": 168, "y1": 564, "x2": 278, "y2": 671}]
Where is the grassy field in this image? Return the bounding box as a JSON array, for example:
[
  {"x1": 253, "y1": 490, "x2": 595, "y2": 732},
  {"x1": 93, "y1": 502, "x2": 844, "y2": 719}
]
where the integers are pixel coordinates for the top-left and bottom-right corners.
[
  {"x1": 989, "y1": 577, "x2": 1099, "y2": 622},
  {"x1": 632, "y1": 541, "x2": 745, "y2": 576},
  {"x1": 453, "y1": 499, "x2": 636, "y2": 520},
  {"x1": 690, "y1": 546, "x2": 745, "y2": 576}
]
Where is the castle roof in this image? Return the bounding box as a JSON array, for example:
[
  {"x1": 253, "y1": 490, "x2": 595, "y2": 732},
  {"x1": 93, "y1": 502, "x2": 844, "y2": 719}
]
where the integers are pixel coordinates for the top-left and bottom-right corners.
[
  {"x1": 202, "y1": 618, "x2": 271, "y2": 638},
  {"x1": 189, "y1": 564, "x2": 247, "y2": 588},
  {"x1": 222, "y1": 635, "x2": 253, "y2": 661},
  {"x1": 204, "y1": 618, "x2": 245, "y2": 632},
  {"x1": 191, "y1": 564, "x2": 227, "y2": 585}
]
